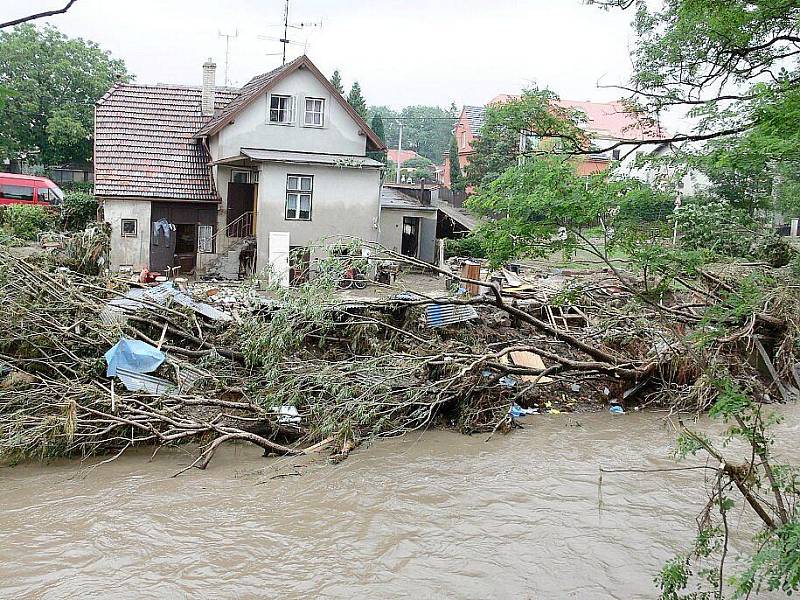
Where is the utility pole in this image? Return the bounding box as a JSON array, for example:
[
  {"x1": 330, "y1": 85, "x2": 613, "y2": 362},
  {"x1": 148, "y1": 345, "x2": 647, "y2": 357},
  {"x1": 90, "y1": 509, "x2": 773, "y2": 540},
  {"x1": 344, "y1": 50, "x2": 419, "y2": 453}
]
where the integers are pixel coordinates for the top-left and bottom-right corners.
[
  {"x1": 218, "y1": 29, "x2": 238, "y2": 85},
  {"x1": 396, "y1": 121, "x2": 404, "y2": 184}
]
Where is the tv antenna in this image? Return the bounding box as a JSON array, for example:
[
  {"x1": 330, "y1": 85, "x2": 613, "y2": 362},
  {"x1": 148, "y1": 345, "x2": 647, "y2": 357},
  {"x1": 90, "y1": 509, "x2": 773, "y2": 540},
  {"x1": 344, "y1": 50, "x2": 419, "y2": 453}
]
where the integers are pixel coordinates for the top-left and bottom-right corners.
[
  {"x1": 258, "y1": 0, "x2": 322, "y2": 65},
  {"x1": 218, "y1": 29, "x2": 239, "y2": 85}
]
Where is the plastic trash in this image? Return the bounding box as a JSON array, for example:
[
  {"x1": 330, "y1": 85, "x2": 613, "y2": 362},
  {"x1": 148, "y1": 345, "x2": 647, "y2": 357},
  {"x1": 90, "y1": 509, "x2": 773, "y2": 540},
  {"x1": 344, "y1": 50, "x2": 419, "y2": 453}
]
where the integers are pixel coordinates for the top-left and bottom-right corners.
[
  {"x1": 509, "y1": 403, "x2": 538, "y2": 417},
  {"x1": 105, "y1": 338, "x2": 166, "y2": 377},
  {"x1": 609, "y1": 405, "x2": 625, "y2": 415}
]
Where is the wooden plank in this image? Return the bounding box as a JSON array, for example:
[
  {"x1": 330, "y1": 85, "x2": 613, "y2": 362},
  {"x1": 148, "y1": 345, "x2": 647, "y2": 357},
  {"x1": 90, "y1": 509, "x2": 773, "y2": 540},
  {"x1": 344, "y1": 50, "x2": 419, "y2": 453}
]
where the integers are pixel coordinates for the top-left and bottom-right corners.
[{"x1": 509, "y1": 351, "x2": 553, "y2": 383}]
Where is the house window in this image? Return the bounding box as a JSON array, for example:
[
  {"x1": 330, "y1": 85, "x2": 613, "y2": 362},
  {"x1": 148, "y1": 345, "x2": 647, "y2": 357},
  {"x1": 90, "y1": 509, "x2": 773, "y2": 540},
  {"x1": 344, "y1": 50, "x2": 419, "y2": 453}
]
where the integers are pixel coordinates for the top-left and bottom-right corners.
[
  {"x1": 269, "y1": 94, "x2": 294, "y2": 124},
  {"x1": 285, "y1": 175, "x2": 312, "y2": 221},
  {"x1": 304, "y1": 97, "x2": 324, "y2": 126},
  {"x1": 231, "y1": 169, "x2": 251, "y2": 184},
  {"x1": 460, "y1": 131, "x2": 467, "y2": 148},
  {"x1": 612, "y1": 149, "x2": 622, "y2": 161},
  {"x1": 121, "y1": 219, "x2": 137, "y2": 237},
  {"x1": 198, "y1": 225, "x2": 213, "y2": 253}
]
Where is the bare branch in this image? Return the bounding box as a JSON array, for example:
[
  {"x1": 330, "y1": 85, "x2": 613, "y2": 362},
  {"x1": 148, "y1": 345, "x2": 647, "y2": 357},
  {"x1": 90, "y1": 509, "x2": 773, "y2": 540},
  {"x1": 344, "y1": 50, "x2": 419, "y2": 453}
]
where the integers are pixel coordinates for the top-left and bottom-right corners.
[{"x1": 0, "y1": 0, "x2": 79, "y2": 29}]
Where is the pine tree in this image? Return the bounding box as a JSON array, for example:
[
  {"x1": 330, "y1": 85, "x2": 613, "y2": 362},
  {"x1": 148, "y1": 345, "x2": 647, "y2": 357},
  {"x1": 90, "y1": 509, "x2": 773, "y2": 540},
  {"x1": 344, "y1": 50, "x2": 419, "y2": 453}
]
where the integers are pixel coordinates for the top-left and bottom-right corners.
[
  {"x1": 448, "y1": 136, "x2": 465, "y2": 191},
  {"x1": 369, "y1": 113, "x2": 387, "y2": 164},
  {"x1": 347, "y1": 81, "x2": 368, "y2": 120},
  {"x1": 330, "y1": 69, "x2": 344, "y2": 95}
]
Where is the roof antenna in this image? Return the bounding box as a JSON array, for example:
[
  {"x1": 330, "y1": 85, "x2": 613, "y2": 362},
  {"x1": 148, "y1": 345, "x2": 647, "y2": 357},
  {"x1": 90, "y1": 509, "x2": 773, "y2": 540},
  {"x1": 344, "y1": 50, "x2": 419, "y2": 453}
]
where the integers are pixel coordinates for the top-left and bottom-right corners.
[
  {"x1": 218, "y1": 29, "x2": 239, "y2": 85},
  {"x1": 257, "y1": 1, "x2": 321, "y2": 65}
]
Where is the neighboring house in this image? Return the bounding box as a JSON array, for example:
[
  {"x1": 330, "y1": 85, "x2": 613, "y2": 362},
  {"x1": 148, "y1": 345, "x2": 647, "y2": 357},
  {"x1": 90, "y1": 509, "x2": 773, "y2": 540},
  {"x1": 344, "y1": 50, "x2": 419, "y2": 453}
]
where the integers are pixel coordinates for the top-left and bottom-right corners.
[
  {"x1": 442, "y1": 96, "x2": 670, "y2": 187},
  {"x1": 95, "y1": 55, "x2": 403, "y2": 282},
  {"x1": 442, "y1": 105, "x2": 484, "y2": 189},
  {"x1": 379, "y1": 182, "x2": 438, "y2": 261},
  {"x1": 387, "y1": 148, "x2": 420, "y2": 166}
]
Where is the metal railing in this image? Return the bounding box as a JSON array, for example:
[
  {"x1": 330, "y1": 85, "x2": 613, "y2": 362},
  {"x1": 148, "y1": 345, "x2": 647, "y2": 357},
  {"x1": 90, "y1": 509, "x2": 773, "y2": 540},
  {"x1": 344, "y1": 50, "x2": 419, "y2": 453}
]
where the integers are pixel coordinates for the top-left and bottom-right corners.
[{"x1": 203, "y1": 211, "x2": 254, "y2": 255}]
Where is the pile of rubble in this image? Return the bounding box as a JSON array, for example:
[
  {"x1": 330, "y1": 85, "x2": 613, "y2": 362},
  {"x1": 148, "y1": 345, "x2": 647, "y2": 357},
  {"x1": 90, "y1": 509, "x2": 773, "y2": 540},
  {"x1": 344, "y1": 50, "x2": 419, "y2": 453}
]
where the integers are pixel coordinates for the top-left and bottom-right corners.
[{"x1": 1, "y1": 245, "x2": 795, "y2": 473}]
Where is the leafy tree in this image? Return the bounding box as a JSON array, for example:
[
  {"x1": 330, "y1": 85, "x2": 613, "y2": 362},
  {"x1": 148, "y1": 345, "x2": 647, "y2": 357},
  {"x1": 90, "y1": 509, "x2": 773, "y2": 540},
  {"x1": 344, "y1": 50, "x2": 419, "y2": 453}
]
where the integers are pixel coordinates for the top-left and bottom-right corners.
[
  {"x1": 368, "y1": 113, "x2": 387, "y2": 164},
  {"x1": 448, "y1": 136, "x2": 465, "y2": 191},
  {"x1": 330, "y1": 69, "x2": 344, "y2": 95},
  {"x1": 0, "y1": 24, "x2": 129, "y2": 166},
  {"x1": 346, "y1": 81, "x2": 368, "y2": 120},
  {"x1": 465, "y1": 88, "x2": 587, "y2": 189},
  {"x1": 367, "y1": 104, "x2": 457, "y2": 163}
]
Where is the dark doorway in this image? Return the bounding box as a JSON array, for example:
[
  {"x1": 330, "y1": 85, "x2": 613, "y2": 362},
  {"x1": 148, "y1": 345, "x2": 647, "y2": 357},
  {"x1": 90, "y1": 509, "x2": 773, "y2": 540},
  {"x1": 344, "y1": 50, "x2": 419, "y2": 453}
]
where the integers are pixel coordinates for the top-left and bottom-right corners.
[
  {"x1": 174, "y1": 224, "x2": 197, "y2": 274},
  {"x1": 401, "y1": 216, "x2": 420, "y2": 257},
  {"x1": 150, "y1": 219, "x2": 176, "y2": 273},
  {"x1": 227, "y1": 182, "x2": 255, "y2": 234}
]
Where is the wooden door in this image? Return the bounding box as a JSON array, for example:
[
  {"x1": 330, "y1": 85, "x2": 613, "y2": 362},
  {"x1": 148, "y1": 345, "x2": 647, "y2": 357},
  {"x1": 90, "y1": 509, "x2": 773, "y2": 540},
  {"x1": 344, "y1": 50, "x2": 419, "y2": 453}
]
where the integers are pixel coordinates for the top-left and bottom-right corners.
[{"x1": 227, "y1": 182, "x2": 254, "y2": 233}]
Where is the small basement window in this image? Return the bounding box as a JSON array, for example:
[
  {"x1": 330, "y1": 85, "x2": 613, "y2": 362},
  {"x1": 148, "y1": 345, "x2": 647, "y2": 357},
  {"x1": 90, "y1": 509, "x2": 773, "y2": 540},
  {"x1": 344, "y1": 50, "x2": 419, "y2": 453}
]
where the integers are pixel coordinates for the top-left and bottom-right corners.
[
  {"x1": 121, "y1": 219, "x2": 137, "y2": 237},
  {"x1": 269, "y1": 94, "x2": 294, "y2": 124},
  {"x1": 285, "y1": 175, "x2": 312, "y2": 221}
]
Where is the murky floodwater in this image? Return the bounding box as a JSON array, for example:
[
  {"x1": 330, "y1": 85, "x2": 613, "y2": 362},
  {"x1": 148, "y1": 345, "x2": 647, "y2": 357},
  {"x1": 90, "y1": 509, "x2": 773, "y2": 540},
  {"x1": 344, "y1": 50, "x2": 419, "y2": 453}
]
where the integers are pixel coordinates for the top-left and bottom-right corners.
[{"x1": 1, "y1": 409, "x2": 798, "y2": 599}]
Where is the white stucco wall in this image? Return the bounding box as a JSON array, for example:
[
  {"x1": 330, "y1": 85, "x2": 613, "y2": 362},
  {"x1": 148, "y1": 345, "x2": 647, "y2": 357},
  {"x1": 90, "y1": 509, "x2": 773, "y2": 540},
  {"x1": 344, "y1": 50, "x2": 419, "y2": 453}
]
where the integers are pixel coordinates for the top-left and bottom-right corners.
[
  {"x1": 379, "y1": 207, "x2": 437, "y2": 257},
  {"x1": 216, "y1": 67, "x2": 367, "y2": 159},
  {"x1": 104, "y1": 198, "x2": 152, "y2": 270},
  {"x1": 255, "y1": 163, "x2": 381, "y2": 270}
]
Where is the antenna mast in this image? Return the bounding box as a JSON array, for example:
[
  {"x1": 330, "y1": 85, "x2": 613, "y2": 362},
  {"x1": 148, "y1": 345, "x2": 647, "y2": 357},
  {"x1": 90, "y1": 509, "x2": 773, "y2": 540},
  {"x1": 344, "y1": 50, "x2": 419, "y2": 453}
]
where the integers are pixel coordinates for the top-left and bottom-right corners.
[{"x1": 218, "y1": 29, "x2": 239, "y2": 85}]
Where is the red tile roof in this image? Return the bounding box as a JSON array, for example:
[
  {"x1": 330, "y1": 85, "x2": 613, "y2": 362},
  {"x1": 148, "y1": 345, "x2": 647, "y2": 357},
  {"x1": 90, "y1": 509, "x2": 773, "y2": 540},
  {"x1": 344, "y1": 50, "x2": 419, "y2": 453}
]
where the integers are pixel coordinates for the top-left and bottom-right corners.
[
  {"x1": 483, "y1": 94, "x2": 667, "y2": 141},
  {"x1": 95, "y1": 84, "x2": 238, "y2": 201},
  {"x1": 387, "y1": 149, "x2": 419, "y2": 164}
]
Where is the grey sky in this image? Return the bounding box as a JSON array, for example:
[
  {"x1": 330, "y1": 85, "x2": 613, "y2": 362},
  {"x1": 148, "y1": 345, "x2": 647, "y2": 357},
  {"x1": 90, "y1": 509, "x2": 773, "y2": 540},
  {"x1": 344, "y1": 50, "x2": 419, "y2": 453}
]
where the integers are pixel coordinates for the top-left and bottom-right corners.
[{"x1": 16, "y1": 0, "x2": 639, "y2": 109}]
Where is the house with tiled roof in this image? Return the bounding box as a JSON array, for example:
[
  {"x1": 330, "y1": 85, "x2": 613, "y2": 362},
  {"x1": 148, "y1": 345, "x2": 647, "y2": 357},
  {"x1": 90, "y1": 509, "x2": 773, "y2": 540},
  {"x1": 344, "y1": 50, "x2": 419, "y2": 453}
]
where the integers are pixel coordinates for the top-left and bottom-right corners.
[
  {"x1": 442, "y1": 95, "x2": 669, "y2": 188},
  {"x1": 96, "y1": 55, "x2": 390, "y2": 280}
]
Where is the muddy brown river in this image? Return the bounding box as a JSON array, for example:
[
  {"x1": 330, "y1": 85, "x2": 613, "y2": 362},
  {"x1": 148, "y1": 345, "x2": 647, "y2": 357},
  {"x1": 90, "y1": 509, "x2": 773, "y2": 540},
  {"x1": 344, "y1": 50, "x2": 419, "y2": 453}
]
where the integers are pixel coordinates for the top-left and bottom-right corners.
[{"x1": 2, "y1": 409, "x2": 797, "y2": 599}]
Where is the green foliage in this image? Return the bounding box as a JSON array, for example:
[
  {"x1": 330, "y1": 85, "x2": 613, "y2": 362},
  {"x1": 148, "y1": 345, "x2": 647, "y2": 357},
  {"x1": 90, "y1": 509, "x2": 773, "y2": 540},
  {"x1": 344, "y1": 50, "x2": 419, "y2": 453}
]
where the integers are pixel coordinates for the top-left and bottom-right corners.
[
  {"x1": 465, "y1": 88, "x2": 587, "y2": 189},
  {"x1": 0, "y1": 24, "x2": 130, "y2": 165},
  {"x1": 367, "y1": 114, "x2": 387, "y2": 164},
  {"x1": 448, "y1": 136, "x2": 465, "y2": 191},
  {"x1": 735, "y1": 522, "x2": 800, "y2": 597},
  {"x1": 2, "y1": 205, "x2": 54, "y2": 240},
  {"x1": 60, "y1": 191, "x2": 97, "y2": 231},
  {"x1": 57, "y1": 180, "x2": 94, "y2": 194},
  {"x1": 346, "y1": 81, "x2": 367, "y2": 120},
  {"x1": 674, "y1": 197, "x2": 794, "y2": 266},
  {"x1": 330, "y1": 69, "x2": 344, "y2": 95},
  {"x1": 443, "y1": 235, "x2": 486, "y2": 259},
  {"x1": 368, "y1": 104, "x2": 457, "y2": 163}
]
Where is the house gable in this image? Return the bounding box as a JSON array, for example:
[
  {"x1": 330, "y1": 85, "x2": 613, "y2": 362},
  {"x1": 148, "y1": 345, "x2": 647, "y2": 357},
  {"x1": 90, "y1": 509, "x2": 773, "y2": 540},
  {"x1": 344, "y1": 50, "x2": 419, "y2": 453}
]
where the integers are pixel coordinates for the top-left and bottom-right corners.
[
  {"x1": 197, "y1": 56, "x2": 385, "y2": 156},
  {"x1": 214, "y1": 66, "x2": 373, "y2": 159}
]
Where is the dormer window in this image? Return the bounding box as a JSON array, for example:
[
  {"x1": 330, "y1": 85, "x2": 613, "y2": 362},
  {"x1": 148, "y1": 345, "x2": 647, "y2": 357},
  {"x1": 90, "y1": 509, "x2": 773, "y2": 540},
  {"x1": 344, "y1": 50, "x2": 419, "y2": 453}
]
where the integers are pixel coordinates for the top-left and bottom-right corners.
[
  {"x1": 304, "y1": 97, "x2": 324, "y2": 127},
  {"x1": 269, "y1": 94, "x2": 294, "y2": 124}
]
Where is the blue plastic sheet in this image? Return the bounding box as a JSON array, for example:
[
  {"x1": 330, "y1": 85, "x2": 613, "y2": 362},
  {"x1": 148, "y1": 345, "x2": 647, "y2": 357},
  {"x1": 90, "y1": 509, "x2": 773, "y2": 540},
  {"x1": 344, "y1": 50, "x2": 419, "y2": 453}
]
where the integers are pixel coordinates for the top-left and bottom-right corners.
[{"x1": 105, "y1": 338, "x2": 165, "y2": 377}]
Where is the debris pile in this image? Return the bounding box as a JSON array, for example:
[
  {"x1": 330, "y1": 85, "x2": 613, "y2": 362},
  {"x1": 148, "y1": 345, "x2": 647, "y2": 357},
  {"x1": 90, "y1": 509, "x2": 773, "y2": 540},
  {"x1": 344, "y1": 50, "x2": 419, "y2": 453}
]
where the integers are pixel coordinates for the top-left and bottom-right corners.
[{"x1": 1, "y1": 245, "x2": 797, "y2": 473}]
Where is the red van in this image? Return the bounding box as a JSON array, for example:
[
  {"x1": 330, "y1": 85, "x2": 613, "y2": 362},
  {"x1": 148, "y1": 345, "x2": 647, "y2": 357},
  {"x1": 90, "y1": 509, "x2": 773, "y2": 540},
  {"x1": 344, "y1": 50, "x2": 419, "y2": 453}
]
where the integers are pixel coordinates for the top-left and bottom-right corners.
[{"x1": 0, "y1": 173, "x2": 65, "y2": 206}]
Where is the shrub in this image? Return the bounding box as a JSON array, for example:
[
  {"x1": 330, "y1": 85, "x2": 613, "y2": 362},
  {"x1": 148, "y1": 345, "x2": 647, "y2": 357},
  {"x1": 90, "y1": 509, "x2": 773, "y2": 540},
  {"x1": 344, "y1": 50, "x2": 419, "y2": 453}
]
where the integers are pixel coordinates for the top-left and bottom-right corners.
[
  {"x1": 3, "y1": 205, "x2": 55, "y2": 241},
  {"x1": 59, "y1": 181, "x2": 94, "y2": 194},
  {"x1": 61, "y1": 192, "x2": 98, "y2": 230},
  {"x1": 674, "y1": 196, "x2": 795, "y2": 266},
  {"x1": 444, "y1": 235, "x2": 487, "y2": 259}
]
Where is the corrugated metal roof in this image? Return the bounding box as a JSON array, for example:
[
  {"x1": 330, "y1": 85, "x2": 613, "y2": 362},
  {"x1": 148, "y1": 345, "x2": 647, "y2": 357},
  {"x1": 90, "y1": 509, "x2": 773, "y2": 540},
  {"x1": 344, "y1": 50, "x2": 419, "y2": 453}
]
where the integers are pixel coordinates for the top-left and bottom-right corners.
[
  {"x1": 380, "y1": 186, "x2": 437, "y2": 210},
  {"x1": 425, "y1": 304, "x2": 478, "y2": 328}
]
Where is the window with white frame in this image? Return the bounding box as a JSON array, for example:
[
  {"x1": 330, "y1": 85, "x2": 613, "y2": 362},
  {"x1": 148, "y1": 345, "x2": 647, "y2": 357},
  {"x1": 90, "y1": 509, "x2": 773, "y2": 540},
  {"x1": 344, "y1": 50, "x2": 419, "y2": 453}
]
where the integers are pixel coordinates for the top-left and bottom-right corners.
[
  {"x1": 269, "y1": 94, "x2": 294, "y2": 124},
  {"x1": 304, "y1": 97, "x2": 324, "y2": 126},
  {"x1": 285, "y1": 175, "x2": 312, "y2": 221},
  {"x1": 121, "y1": 218, "x2": 137, "y2": 237}
]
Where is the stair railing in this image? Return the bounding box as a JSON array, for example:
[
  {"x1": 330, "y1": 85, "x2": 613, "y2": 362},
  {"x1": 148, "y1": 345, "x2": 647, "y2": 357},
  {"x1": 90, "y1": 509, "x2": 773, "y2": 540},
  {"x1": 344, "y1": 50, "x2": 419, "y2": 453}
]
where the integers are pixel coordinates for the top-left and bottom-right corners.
[{"x1": 207, "y1": 211, "x2": 254, "y2": 254}]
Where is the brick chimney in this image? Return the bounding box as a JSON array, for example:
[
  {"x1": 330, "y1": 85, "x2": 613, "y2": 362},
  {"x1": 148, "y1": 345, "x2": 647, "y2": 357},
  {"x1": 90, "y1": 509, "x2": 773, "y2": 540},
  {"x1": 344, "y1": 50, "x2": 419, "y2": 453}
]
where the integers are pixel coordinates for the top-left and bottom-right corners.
[{"x1": 201, "y1": 58, "x2": 216, "y2": 117}]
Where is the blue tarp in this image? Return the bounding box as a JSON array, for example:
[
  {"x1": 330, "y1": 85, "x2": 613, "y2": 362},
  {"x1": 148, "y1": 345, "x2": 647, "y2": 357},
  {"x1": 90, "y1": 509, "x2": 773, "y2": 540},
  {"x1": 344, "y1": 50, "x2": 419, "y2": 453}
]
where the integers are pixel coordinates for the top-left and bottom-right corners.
[{"x1": 104, "y1": 338, "x2": 165, "y2": 377}]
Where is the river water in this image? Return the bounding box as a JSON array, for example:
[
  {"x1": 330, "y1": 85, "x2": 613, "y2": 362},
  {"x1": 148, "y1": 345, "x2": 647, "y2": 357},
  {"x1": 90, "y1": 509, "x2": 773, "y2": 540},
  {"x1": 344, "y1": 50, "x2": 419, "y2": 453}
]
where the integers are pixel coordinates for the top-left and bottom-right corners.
[{"x1": 1, "y1": 409, "x2": 797, "y2": 599}]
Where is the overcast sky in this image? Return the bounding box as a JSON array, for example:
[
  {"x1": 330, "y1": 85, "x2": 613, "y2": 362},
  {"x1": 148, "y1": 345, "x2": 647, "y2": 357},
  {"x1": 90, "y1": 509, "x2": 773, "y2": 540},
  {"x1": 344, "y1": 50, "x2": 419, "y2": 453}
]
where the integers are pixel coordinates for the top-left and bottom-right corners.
[{"x1": 14, "y1": 0, "x2": 644, "y2": 109}]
